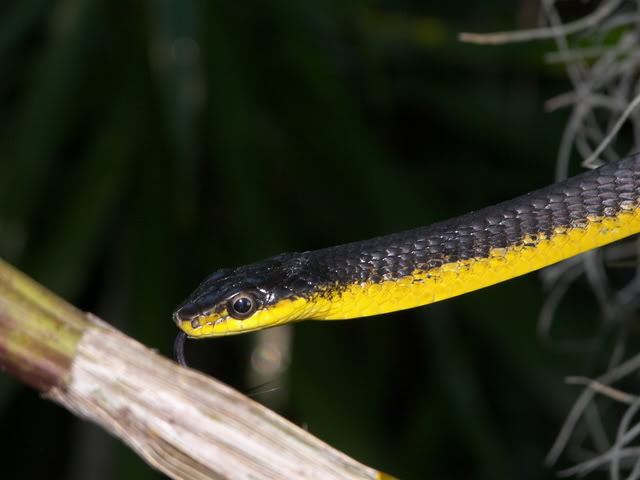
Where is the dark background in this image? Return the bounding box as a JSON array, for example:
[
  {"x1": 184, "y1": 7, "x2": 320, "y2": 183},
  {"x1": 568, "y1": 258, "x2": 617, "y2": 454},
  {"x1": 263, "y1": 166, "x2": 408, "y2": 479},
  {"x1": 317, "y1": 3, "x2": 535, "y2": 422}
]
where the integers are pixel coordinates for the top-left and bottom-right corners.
[{"x1": 0, "y1": 1, "x2": 610, "y2": 479}]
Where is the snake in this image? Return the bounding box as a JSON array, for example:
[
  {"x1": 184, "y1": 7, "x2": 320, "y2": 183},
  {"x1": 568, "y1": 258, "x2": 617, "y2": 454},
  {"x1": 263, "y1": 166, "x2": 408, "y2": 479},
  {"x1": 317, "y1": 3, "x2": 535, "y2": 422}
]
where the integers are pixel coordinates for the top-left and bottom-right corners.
[{"x1": 173, "y1": 155, "x2": 640, "y2": 364}]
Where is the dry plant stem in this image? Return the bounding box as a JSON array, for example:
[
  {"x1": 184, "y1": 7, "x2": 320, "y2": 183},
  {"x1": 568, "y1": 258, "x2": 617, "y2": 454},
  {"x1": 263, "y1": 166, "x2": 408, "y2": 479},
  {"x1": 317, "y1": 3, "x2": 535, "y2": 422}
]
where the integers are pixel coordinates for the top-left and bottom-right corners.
[
  {"x1": 547, "y1": 353, "x2": 640, "y2": 466},
  {"x1": 459, "y1": 0, "x2": 622, "y2": 45},
  {"x1": 0, "y1": 258, "x2": 390, "y2": 480},
  {"x1": 49, "y1": 317, "x2": 387, "y2": 480},
  {"x1": 582, "y1": 94, "x2": 640, "y2": 169},
  {"x1": 565, "y1": 377, "x2": 636, "y2": 405}
]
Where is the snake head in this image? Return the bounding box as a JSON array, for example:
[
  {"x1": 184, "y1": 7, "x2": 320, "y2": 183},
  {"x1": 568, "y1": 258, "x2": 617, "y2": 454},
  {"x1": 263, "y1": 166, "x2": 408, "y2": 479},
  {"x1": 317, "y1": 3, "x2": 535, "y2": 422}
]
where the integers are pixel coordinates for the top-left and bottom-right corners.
[{"x1": 173, "y1": 253, "x2": 317, "y2": 337}]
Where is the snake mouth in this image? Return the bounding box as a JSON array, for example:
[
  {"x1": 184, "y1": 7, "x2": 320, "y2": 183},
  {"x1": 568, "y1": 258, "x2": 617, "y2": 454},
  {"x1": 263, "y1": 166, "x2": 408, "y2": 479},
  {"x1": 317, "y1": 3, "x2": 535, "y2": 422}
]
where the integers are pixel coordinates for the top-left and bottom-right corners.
[
  {"x1": 173, "y1": 307, "x2": 236, "y2": 338},
  {"x1": 173, "y1": 304, "x2": 208, "y2": 336},
  {"x1": 175, "y1": 317, "x2": 206, "y2": 335},
  {"x1": 174, "y1": 301, "x2": 200, "y2": 321}
]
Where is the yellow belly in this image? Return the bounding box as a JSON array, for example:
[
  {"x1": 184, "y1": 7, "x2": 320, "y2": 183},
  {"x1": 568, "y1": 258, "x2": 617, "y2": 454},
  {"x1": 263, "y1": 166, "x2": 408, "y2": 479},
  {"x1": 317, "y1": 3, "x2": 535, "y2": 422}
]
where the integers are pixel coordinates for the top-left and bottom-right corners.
[{"x1": 307, "y1": 207, "x2": 640, "y2": 320}]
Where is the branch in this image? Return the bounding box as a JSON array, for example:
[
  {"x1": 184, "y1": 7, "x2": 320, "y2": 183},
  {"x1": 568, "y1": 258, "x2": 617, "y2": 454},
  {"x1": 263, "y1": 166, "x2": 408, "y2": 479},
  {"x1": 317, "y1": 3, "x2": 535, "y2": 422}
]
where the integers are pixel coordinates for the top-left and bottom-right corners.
[{"x1": 0, "y1": 258, "x2": 394, "y2": 480}]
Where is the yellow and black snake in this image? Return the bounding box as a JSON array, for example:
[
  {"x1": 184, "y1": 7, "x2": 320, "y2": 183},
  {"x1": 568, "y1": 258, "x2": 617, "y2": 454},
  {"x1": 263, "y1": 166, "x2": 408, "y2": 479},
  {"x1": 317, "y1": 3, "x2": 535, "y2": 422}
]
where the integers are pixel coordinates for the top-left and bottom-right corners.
[{"x1": 173, "y1": 155, "x2": 640, "y2": 348}]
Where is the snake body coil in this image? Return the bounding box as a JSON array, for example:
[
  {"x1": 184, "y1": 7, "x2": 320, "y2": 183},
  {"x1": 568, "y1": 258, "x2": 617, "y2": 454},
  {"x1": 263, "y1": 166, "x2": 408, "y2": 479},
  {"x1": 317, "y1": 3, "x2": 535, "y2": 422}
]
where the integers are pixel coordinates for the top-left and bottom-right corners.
[{"x1": 174, "y1": 155, "x2": 640, "y2": 338}]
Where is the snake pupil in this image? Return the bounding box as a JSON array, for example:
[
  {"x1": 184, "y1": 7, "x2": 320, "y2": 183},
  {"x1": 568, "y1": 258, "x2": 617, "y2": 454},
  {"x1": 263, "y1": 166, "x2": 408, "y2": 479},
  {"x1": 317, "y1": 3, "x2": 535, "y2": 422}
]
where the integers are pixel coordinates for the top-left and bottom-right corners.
[
  {"x1": 234, "y1": 298, "x2": 251, "y2": 313},
  {"x1": 229, "y1": 294, "x2": 255, "y2": 319}
]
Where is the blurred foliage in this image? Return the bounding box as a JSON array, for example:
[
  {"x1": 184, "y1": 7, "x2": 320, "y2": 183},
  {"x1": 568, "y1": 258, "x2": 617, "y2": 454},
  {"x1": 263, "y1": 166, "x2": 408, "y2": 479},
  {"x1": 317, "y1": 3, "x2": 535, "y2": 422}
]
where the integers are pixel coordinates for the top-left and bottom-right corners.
[{"x1": 0, "y1": 0, "x2": 605, "y2": 479}]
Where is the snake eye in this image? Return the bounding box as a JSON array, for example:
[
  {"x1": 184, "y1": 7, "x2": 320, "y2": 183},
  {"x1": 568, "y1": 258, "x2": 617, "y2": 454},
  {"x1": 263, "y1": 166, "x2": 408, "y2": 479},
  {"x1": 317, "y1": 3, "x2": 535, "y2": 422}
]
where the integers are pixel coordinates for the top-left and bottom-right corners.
[{"x1": 228, "y1": 293, "x2": 257, "y2": 319}]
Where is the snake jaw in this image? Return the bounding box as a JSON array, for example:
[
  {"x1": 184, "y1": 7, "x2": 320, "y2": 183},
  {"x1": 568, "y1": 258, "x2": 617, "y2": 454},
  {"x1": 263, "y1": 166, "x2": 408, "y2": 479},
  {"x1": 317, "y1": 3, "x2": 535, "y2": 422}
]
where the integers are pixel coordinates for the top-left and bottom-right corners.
[
  {"x1": 173, "y1": 303, "x2": 211, "y2": 337},
  {"x1": 173, "y1": 253, "x2": 314, "y2": 337},
  {"x1": 174, "y1": 297, "x2": 313, "y2": 338}
]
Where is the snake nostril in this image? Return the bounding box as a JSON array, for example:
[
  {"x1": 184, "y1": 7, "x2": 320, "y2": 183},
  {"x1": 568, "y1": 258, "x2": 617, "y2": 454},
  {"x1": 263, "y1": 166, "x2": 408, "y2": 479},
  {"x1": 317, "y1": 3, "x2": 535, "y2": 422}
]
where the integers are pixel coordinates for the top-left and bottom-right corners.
[{"x1": 175, "y1": 302, "x2": 200, "y2": 322}]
